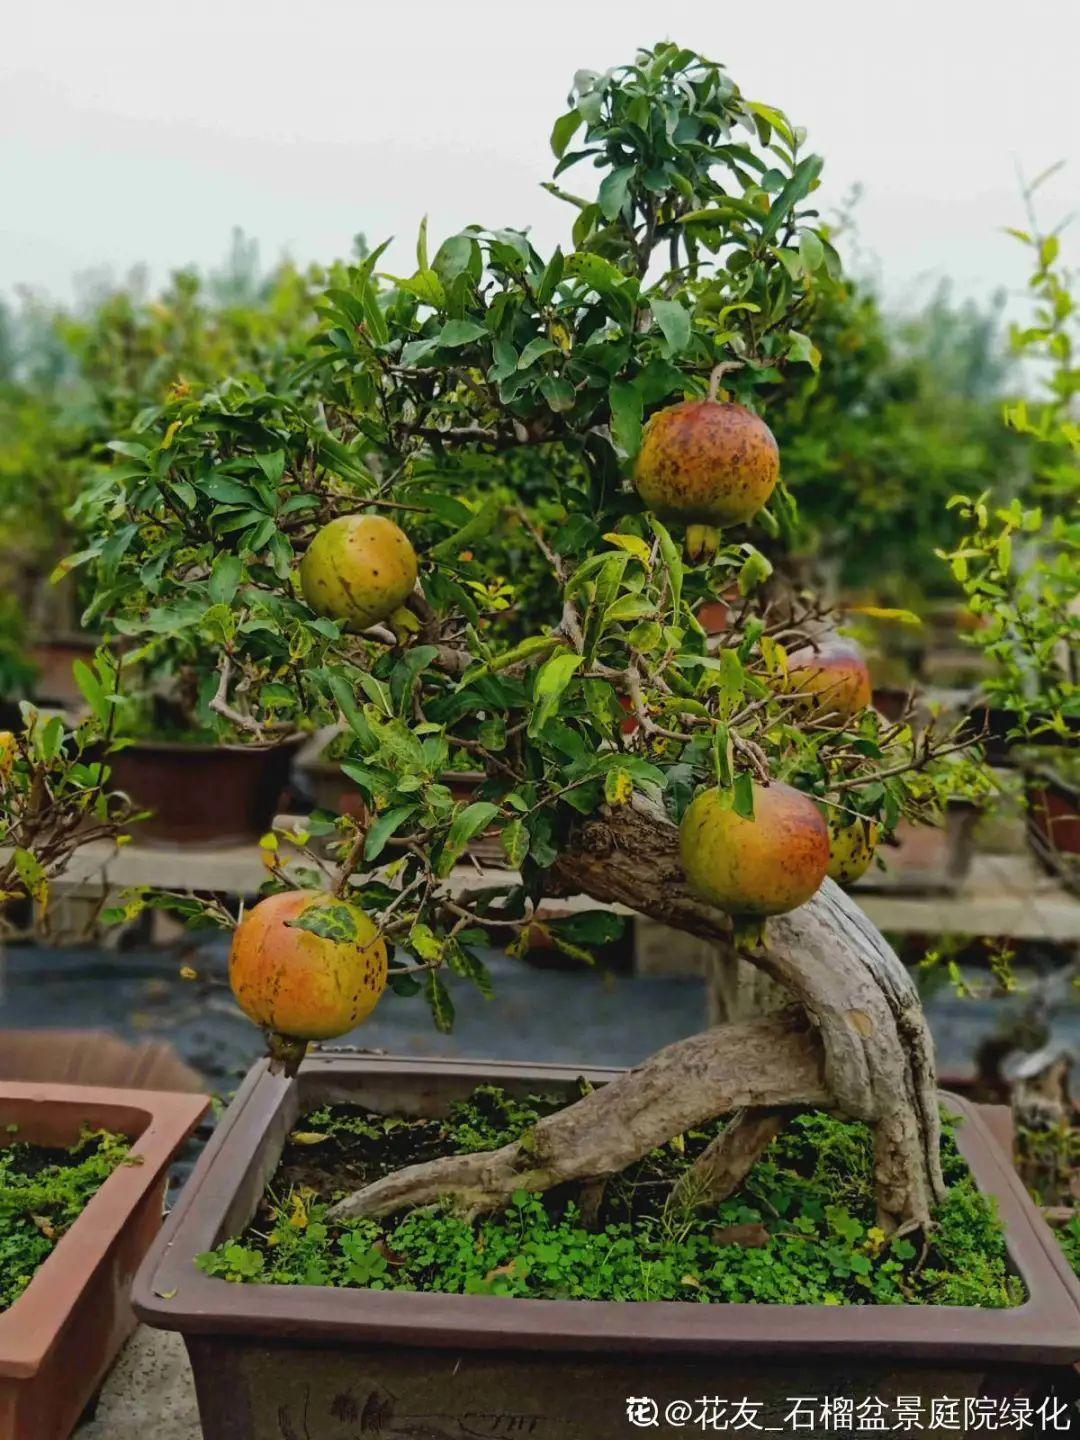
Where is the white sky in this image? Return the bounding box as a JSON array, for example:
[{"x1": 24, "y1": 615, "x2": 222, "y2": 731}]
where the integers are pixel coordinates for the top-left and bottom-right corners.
[{"x1": 2, "y1": 0, "x2": 1077, "y2": 313}]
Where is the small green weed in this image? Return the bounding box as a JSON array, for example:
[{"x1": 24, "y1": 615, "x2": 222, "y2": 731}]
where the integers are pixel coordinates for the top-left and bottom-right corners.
[
  {"x1": 0, "y1": 1127, "x2": 131, "y2": 1311},
  {"x1": 196, "y1": 1093, "x2": 1023, "y2": 1309}
]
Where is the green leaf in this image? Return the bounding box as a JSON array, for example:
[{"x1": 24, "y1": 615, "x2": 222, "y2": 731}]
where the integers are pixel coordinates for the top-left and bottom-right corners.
[
  {"x1": 208, "y1": 553, "x2": 243, "y2": 605},
  {"x1": 528, "y1": 651, "x2": 585, "y2": 737},
  {"x1": 540, "y1": 374, "x2": 575, "y2": 413},
  {"x1": 517, "y1": 337, "x2": 558, "y2": 369},
  {"x1": 501, "y1": 817, "x2": 529, "y2": 869},
  {"x1": 798, "y1": 230, "x2": 824, "y2": 272},
  {"x1": 649, "y1": 516, "x2": 683, "y2": 615},
  {"x1": 424, "y1": 970, "x2": 455, "y2": 1033},
  {"x1": 761, "y1": 154, "x2": 823, "y2": 241},
  {"x1": 254, "y1": 451, "x2": 286, "y2": 485},
  {"x1": 550, "y1": 110, "x2": 583, "y2": 158},
  {"x1": 363, "y1": 805, "x2": 419, "y2": 861},
  {"x1": 732, "y1": 771, "x2": 756, "y2": 819},
  {"x1": 650, "y1": 299, "x2": 692, "y2": 355},
  {"x1": 437, "y1": 801, "x2": 500, "y2": 876},
  {"x1": 738, "y1": 546, "x2": 773, "y2": 595},
  {"x1": 72, "y1": 660, "x2": 109, "y2": 724},
  {"x1": 598, "y1": 165, "x2": 634, "y2": 221},
  {"x1": 609, "y1": 380, "x2": 643, "y2": 457},
  {"x1": 287, "y1": 901, "x2": 359, "y2": 944},
  {"x1": 436, "y1": 319, "x2": 488, "y2": 348}
]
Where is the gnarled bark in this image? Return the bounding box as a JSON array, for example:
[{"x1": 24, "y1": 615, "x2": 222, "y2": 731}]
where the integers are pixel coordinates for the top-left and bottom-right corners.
[
  {"x1": 332, "y1": 796, "x2": 945, "y2": 1233},
  {"x1": 330, "y1": 1011, "x2": 825, "y2": 1220}
]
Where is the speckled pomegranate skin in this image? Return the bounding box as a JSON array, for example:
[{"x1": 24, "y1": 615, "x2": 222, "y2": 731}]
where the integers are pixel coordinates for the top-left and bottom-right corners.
[
  {"x1": 300, "y1": 513, "x2": 417, "y2": 630},
  {"x1": 634, "y1": 400, "x2": 780, "y2": 525},
  {"x1": 785, "y1": 644, "x2": 872, "y2": 722},
  {"x1": 679, "y1": 781, "x2": 829, "y2": 917},
  {"x1": 827, "y1": 812, "x2": 881, "y2": 886},
  {"x1": 229, "y1": 890, "x2": 387, "y2": 1041}
]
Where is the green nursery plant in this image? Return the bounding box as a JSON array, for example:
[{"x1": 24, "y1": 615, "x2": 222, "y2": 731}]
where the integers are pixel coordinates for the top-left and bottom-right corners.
[
  {"x1": 0, "y1": 664, "x2": 135, "y2": 937},
  {"x1": 944, "y1": 173, "x2": 1078, "y2": 743},
  {"x1": 86, "y1": 43, "x2": 992, "y2": 1239}
]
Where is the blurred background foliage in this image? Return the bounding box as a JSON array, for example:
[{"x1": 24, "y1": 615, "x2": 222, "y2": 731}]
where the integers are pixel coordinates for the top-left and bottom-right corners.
[{"x1": 0, "y1": 219, "x2": 1033, "y2": 696}]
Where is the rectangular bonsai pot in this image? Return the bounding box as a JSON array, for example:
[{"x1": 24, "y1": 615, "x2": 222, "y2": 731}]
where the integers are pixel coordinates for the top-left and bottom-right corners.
[
  {"x1": 0, "y1": 1082, "x2": 208, "y2": 1440},
  {"x1": 133, "y1": 1055, "x2": 1080, "y2": 1440}
]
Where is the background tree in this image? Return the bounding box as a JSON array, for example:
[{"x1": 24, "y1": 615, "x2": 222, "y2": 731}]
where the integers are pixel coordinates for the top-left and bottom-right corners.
[{"x1": 83, "y1": 44, "x2": 982, "y2": 1235}]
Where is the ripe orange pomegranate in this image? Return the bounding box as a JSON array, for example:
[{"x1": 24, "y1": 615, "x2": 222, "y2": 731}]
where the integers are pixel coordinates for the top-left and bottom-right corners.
[
  {"x1": 229, "y1": 890, "x2": 387, "y2": 1072},
  {"x1": 784, "y1": 641, "x2": 871, "y2": 723},
  {"x1": 826, "y1": 811, "x2": 881, "y2": 886},
  {"x1": 634, "y1": 400, "x2": 779, "y2": 526},
  {"x1": 300, "y1": 514, "x2": 418, "y2": 630},
  {"x1": 679, "y1": 780, "x2": 829, "y2": 916}
]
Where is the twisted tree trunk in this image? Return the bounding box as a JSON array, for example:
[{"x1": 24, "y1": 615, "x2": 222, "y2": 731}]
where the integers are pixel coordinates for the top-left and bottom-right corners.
[{"x1": 331, "y1": 797, "x2": 945, "y2": 1233}]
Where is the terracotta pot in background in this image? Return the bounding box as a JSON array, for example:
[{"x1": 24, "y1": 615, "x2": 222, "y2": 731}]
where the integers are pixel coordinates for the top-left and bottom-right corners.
[
  {"x1": 105, "y1": 736, "x2": 303, "y2": 848},
  {"x1": 0, "y1": 1082, "x2": 207, "y2": 1440},
  {"x1": 132, "y1": 1054, "x2": 1080, "y2": 1440},
  {"x1": 1026, "y1": 767, "x2": 1080, "y2": 898},
  {"x1": 854, "y1": 801, "x2": 980, "y2": 895},
  {"x1": 27, "y1": 634, "x2": 99, "y2": 710}
]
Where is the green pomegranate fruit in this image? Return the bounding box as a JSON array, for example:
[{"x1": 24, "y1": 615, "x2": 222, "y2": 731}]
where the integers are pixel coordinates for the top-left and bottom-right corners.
[
  {"x1": 679, "y1": 780, "x2": 829, "y2": 917},
  {"x1": 300, "y1": 514, "x2": 418, "y2": 630},
  {"x1": 635, "y1": 400, "x2": 779, "y2": 526}
]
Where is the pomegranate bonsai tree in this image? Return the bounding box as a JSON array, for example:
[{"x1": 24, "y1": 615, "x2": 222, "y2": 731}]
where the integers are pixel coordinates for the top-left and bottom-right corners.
[{"x1": 85, "y1": 44, "x2": 984, "y2": 1236}]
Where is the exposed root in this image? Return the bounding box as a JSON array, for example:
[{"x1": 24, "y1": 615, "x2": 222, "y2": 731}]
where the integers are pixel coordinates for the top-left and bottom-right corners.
[
  {"x1": 329, "y1": 1012, "x2": 826, "y2": 1220},
  {"x1": 331, "y1": 795, "x2": 944, "y2": 1232},
  {"x1": 665, "y1": 1108, "x2": 789, "y2": 1218}
]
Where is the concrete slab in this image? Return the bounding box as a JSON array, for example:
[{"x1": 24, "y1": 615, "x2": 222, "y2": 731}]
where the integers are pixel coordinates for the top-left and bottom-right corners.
[{"x1": 74, "y1": 1326, "x2": 200, "y2": 1439}]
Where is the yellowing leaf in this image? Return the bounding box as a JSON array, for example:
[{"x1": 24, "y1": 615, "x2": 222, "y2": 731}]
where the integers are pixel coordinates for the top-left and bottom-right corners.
[
  {"x1": 604, "y1": 768, "x2": 633, "y2": 806},
  {"x1": 179, "y1": 965, "x2": 198, "y2": 981},
  {"x1": 850, "y1": 606, "x2": 923, "y2": 626},
  {"x1": 759, "y1": 634, "x2": 788, "y2": 677},
  {"x1": 289, "y1": 1132, "x2": 331, "y2": 1146},
  {"x1": 603, "y1": 532, "x2": 652, "y2": 566}
]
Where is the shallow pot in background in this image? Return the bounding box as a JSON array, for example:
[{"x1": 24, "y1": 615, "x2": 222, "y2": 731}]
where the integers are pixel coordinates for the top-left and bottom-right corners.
[
  {"x1": 105, "y1": 736, "x2": 303, "y2": 848},
  {"x1": 0, "y1": 1082, "x2": 207, "y2": 1440}
]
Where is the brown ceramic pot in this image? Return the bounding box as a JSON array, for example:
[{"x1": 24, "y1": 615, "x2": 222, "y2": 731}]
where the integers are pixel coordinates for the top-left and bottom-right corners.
[
  {"x1": 0, "y1": 1082, "x2": 208, "y2": 1440},
  {"x1": 105, "y1": 736, "x2": 302, "y2": 847},
  {"x1": 27, "y1": 634, "x2": 100, "y2": 709},
  {"x1": 1026, "y1": 767, "x2": 1080, "y2": 897},
  {"x1": 132, "y1": 1054, "x2": 1080, "y2": 1440}
]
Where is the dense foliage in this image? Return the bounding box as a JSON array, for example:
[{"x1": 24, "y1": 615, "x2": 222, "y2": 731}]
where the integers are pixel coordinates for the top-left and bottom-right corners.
[
  {"x1": 69, "y1": 44, "x2": 981, "y2": 1022},
  {"x1": 0, "y1": 1126, "x2": 131, "y2": 1310},
  {"x1": 945, "y1": 174, "x2": 1079, "y2": 739},
  {"x1": 197, "y1": 1089, "x2": 1020, "y2": 1308},
  {"x1": 773, "y1": 276, "x2": 1019, "y2": 595},
  {"x1": 0, "y1": 237, "x2": 323, "y2": 692}
]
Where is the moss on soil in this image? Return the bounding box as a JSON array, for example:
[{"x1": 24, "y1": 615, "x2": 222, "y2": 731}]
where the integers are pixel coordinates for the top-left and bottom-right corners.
[
  {"x1": 0, "y1": 1127, "x2": 131, "y2": 1310},
  {"x1": 198, "y1": 1086, "x2": 1024, "y2": 1307}
]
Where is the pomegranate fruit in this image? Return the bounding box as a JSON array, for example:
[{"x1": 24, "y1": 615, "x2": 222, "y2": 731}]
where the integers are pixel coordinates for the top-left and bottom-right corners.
[
  {"x1": 679, "y1": 780, "x2": 829, "y2": 916},
  {"x1": 229, "y1": 890, "x2": 387, "y2": 1070},
  {"x1": 634, "y1": 400, "x2": 779, "y2": 526},
  {"x1": 300, "y1": 514, "x2": 418, "y2": 630}
]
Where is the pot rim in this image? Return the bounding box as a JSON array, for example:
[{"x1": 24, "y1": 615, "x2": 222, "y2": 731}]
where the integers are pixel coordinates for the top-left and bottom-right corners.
[
  {"x1": 0, "y1": 1082, "x2": 208, "y2": 1377},
  {"x1": 132, "y1": 1054, "x2": 1080, "y2": 1364},
  {"x1": 106, "y1": 732, "x2": 307, "y2": 758}
]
